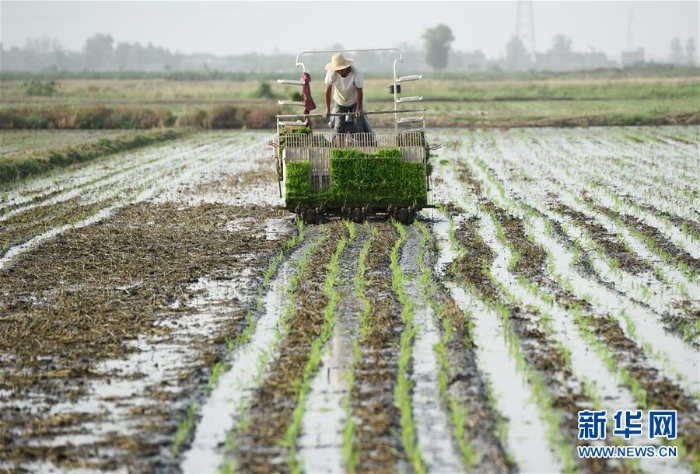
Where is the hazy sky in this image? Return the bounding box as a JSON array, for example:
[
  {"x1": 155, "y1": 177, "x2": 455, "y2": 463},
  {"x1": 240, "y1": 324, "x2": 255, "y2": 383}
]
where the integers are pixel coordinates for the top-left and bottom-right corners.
[{"x1": 1, "y1": 1, "x2": 698, "y2": 62}]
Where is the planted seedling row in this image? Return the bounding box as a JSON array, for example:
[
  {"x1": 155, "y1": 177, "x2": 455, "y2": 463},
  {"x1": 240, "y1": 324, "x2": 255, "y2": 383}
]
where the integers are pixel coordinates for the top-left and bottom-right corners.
[
  {"x1": 444, "y1": 158, "x2": 632, "y2": 473},
  {"x1": 297, "y1": 221, "x2": 364, "y2": 474},
  {"x1": 0, "y1": 132, "x2": 229, "y2": 216},
  {"x1": 548, "y1": 127, "x2": 697, "y2": 195},
  {"x1": 347, "y1": 222, "x2": 408, "y2": 473},
  {"x1": 415, "y1": 219, "x2": 515, "y2": 473},
  {"x1": 473, "y1": 135, "x2": 699, "y2": 393},
  {"x1": 226, "y1": 223, "x2": 345, "y2": 473},
  {"x1": 480, "y1": 128, "x2": 699, "y2": 343},
  {"x1": 528, "y1": 128, "x2": 697, "y2": 216},
  {"x1": 440, "y1": 131, "x2": 697, "y2": 468}
]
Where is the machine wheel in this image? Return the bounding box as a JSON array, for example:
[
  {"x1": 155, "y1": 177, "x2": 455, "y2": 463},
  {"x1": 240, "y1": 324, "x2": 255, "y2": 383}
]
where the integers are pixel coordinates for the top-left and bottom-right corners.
[
  {"x1": 352, "y1": 207, "x2": 365, "y2": 223},
  {"x1": 390, "y1": 206, "x2": 417, "y2": 225}
]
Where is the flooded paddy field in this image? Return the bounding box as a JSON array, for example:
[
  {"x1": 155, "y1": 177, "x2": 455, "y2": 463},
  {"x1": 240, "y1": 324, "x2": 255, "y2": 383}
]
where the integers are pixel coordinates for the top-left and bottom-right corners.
[{"x1": 0, "y1": 126, "x2": 698, "y2": 473}]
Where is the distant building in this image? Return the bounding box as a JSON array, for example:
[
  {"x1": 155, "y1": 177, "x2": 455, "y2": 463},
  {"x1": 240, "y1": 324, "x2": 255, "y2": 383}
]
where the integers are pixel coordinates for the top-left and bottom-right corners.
[
  {"x1": 535, "y1": 50, "x2": 616, "y2": 72},
  {"x1": 621, "y1": 48, "x2": 646, "y2": 67}
]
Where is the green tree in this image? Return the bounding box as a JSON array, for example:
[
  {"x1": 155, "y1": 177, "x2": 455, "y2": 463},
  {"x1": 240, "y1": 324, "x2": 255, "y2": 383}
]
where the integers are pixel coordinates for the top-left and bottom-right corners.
[
  {"x1": 669, "y1": 37, "x2": 684, "y2": 64},
  {"x1": 551, "y1": 34, "x2": 573, "y2": 54},
  {"x1": 686, "y1": 37, "x2": 697, "y2": 66},
  {"x1": 83, "y1": 33, "x2": 114, "y2": 70},
  {"x1": 505, "y1": 35, "x2": 532, "y2": 70},
  {"x1": 422, "y1": 24, "x2": 455, "y2": 70}
]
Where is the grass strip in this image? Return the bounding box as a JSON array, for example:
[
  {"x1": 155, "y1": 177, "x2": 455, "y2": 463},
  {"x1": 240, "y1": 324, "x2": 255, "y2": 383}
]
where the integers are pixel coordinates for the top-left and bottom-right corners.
[{"x1": 0, "y1": 129, "x2": 186, "y2": 184}]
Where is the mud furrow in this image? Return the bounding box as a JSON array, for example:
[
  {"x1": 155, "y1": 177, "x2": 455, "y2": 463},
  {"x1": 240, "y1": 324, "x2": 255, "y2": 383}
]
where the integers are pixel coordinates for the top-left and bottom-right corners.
[
  {"x1": 448, "y1": 142, "x2": 700, "y2": 469},
  {"x1": 232, "y1": 221, "x2": 349, "y2": 473},
  {"x1": 349, "y1": 222, "x2": 407, "y2": 474},
  {"x1": 297, "y1": 223, "x2": 367, "y2": 474},
  {"x1": 445, "y1": 154, "x2": 684, "y2": 472},
  {"x1": 633, "y1": 200, "x2": 700, "y2": 243},
  {"x1": 413, "y1": 223, "x2": 514, "y2": 473},
  {"x1": 483, "y1": 203, "x2": 698, "y2": 472},
  {"x1": 513, "y1": 127, "x2": 698, "y2": 225},
  {"x1": 463, "y1": 135, "x2": 700, "y2": 372},
  {"x1": 585, "y1": 197, "x2": 700, "y2": 275}
]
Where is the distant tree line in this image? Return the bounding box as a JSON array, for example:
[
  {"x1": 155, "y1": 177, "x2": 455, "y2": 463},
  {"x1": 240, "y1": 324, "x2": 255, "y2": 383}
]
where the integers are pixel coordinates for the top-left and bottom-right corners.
[{"x1": 2, "y1": 30, "x2": 698, "y2": 74}]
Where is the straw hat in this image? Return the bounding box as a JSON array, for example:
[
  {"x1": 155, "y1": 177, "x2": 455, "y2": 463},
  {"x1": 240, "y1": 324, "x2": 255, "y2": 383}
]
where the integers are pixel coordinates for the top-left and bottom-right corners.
[{"x1": 325, "y1": 53, "x2": 354, "y2": 71}]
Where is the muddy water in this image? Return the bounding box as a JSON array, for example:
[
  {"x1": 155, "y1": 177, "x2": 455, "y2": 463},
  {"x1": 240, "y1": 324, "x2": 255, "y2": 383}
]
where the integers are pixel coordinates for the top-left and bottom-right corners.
[
  {"x1": 399, "y1": 226, "x2": 464, "y2": 473},
  {"x1": 297, "y1": 225, "x2": 367, "y2": 473},
  {"x1": 181, "y1": 229, "x2": 322, "y2": 473}
]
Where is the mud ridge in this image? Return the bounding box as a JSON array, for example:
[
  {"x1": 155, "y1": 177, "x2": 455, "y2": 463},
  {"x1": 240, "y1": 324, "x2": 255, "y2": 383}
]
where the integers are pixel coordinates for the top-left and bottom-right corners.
[
  {"x1": 554, "y1": 203, "x2": 657, "y2": 277},
  {"x1": 583, "y1": 315, "x2": 700, "y2": 464},
  {"x1": 422, "y1": 225, "x2": 515, "y2": 473},
  {"x1": 350, "y1": 222, "x2": 408, "y2": 474},
  {"x1": 633, "y1": 200, "x2": 700, "y2": 242},
  {"x1": 585, "y1": 197, "x2": 700, "y2": 276}
]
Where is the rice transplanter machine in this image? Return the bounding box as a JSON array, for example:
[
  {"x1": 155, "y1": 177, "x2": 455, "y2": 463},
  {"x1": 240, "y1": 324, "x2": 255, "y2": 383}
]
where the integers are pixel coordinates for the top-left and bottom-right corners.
[{"x1": 269, "y1": 48, "x2": 440, "y2": 225}]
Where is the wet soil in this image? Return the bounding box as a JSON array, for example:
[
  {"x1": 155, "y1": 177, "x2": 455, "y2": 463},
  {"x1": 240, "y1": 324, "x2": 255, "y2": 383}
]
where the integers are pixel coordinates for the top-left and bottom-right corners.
[
  {"x1": 0, "y1": 201, "x2": 293, "y2": 472},
  {"x1": 1, "y1": 198, "x2": 120, "y2": 254},
  {"x1": 350, "y1": 222, "x2": 407, "y2": 474},
  {"x1": 554, "y1": 203, "x2": 657, "y2": 277}
]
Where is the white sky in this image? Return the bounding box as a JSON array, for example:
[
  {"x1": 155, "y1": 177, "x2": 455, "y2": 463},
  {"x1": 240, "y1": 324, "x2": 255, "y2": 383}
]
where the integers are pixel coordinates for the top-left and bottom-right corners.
[{"x1": 1, "y1": 0, "x2": 698, "y2": 62}]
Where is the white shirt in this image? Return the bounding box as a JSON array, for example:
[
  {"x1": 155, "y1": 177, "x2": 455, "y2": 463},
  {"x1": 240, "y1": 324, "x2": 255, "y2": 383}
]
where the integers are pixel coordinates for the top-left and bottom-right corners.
[{"x1": 324, "y1": 66, "x2": 365, "y2": 106}]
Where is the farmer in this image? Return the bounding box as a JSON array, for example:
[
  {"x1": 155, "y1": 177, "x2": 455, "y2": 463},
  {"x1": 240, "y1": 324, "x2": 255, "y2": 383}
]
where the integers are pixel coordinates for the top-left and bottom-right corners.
[{"x1": 322, "y1": 53, "x2": 373, "y2": 136}]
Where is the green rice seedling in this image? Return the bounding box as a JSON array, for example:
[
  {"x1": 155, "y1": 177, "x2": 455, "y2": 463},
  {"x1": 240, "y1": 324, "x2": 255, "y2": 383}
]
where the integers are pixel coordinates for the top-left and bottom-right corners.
[
  {"x1": 207, "y1": 360, "x2": 226, "y2": 392},
  {"x1": 389, "y1": 221, "x2": 426, "y2": 474},
  {"x1": 415, "y1": 220, "x2": 484, "y2": 467},
  {"x1": 342, "y1": 337, "x2": 361, "y2": 473},
  {"x1": 284, "y1": 148, "x2": 428, "y2": 209},
  {"x1": 570, "y1": 307, "x2": 647, "y2": 408},
  {"x1": 284, "y1": 232, "x2": 351, "y2": 472},
  {"x1": 508, "y1": 249, "x2": 521, "y2": 271},
  {"x1": 171, "y1": 401, "x2": 197, "y2": 458},
  {"x1": 494, "y1": 301, "x2": 576, "y2": 474},
  {"x1": 619, "y1": 308, "x2": 638, "y2": 341}
]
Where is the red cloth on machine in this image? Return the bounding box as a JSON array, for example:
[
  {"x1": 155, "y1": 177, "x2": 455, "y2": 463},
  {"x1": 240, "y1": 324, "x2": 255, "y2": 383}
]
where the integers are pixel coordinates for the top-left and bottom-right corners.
[{"x1": 301, "y1": 72, "x2": 316, "y2": 127}]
